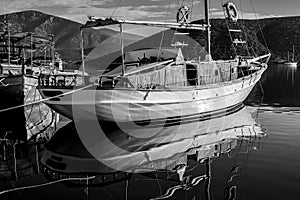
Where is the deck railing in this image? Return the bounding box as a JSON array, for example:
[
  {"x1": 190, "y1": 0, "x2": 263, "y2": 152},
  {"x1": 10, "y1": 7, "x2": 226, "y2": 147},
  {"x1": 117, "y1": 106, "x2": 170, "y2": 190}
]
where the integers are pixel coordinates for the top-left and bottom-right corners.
[
  {"x1": 38, "y1": 60, "x2": 262, "y2": 89},
  {"x1": 38, "y1": 74, "x2": 87, "y2": 87}
]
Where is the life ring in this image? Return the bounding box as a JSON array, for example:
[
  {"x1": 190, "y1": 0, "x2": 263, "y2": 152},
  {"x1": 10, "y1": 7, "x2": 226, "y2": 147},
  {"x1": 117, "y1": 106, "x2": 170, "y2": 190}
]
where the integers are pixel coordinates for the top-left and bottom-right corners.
[{"x1": 223, "y1": 2, "x2": 238, "y2": 22}]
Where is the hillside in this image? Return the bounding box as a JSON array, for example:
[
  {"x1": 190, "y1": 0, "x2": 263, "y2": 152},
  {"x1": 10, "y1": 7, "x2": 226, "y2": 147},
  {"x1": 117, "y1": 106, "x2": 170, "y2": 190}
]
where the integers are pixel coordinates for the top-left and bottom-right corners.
[
  {"x1": 0, "y1": 10, "x2": 117, "y2": 62},
  {"x1": 259, "y1": 16, "x2": 300, "y2": 60},
  {"x1": 1, "y1": 10, "x2": 300, "y2": 68},
  {"x1": 192, "y1": 17, "x2": 300, "y2": 60}
]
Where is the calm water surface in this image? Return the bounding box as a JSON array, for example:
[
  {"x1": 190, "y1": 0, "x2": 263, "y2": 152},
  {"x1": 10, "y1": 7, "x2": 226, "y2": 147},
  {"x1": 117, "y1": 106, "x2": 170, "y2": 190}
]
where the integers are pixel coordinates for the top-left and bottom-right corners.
[{"x1": 1, "y1": 63, "x2": 300, "y2": 200}]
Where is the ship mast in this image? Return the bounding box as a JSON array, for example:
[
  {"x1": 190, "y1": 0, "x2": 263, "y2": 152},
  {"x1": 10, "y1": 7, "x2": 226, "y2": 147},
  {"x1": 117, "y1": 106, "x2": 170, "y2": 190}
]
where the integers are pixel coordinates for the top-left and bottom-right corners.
[
  {"x1": 80, "y1": 30, "x2": 85, "y2": 77},
  {"x1": 292, "y1": 45, "x2": 295, "y2": 62},
  {"x1": 8, "y1": 26, "x2": 10, "y2": 70},
  {"x1": 120, "y1": 24, "x2": 125, "y2": 76},
  {"x1": 204, "y1": 0, "x2": 212, "y2": 61},
  {"x1": 4, "y1": 16, "x2": 11, "y2": 69},
  {"x1": 51, "y1": 35, "x2": 55, "y2": 71}
]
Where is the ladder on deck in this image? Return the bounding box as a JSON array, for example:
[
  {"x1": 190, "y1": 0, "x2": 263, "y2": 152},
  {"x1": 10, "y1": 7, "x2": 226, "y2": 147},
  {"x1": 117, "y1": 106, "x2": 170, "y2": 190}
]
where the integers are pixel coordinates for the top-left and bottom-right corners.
[
  {"x1": 226, "y1": 19, "x2": 248, "y2": 56},
  {"x1": 228, "y1": 28, "x2": 246, "y2": 45}
]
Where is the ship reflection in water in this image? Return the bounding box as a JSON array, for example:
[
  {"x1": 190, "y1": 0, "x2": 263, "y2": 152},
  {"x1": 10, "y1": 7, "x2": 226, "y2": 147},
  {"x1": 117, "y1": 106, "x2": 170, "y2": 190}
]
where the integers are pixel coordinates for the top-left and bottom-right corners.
[{"x1": 35, "y1": 104, "x2": 265, "y2": 200}]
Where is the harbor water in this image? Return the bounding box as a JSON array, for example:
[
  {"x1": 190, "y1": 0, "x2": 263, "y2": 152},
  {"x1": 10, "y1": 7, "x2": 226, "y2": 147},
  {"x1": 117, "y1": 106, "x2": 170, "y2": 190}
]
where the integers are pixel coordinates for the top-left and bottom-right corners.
[{"x1": 1, "y1": 63, "x2": 300, "y2": 200}]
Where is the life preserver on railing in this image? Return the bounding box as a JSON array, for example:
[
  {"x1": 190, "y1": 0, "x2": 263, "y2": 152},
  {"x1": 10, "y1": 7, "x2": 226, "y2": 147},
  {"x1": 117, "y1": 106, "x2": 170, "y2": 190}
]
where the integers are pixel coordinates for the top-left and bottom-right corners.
[{"x1": 223, "y1": 2, "x2": 238, "y2": 23}]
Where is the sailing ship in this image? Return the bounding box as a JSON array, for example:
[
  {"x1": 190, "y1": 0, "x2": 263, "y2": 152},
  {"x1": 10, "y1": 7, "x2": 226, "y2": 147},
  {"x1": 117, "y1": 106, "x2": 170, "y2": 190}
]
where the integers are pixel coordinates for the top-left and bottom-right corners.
[
  {"x1": 0, "y1": 31, "x2": 28, "y2": 140},
  {"x1": 37, "y1": 1, "x2": 271, "y2": 125},
  {"x1": 0, "y1": 32, "x2": 55, "y2": 76},
  {"x1": 284, "y1": 45, "x2": 297, "y2": 67}
]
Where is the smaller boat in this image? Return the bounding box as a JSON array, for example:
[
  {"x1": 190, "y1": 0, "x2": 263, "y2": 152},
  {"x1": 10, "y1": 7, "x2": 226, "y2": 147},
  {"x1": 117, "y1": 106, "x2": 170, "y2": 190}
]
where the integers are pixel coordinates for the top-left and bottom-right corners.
[
  {"x1": 0, "y1": 30, "x2": 60, "y2": 140},
  {"x1": 0, "y1": 31, "x2": 27, "y2": 140},
  {"x1": 270, "y1": 58, "x2": 286, "y2": 64},
  {"x1": 284, "y1": 45, "x2": 297, "y2": 67}
]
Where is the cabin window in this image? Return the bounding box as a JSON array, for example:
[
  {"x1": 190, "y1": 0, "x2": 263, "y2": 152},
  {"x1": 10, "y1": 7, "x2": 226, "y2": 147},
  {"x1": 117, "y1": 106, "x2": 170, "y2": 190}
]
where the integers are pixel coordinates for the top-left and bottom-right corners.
[{"x1": 186, "y1": 64, "x2": 197, "y2": 86}]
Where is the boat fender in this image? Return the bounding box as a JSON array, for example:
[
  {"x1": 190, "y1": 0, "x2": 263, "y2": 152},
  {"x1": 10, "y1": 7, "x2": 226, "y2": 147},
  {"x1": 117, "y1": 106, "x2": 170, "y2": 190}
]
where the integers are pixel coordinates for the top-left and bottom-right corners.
[{"x1": 223, "y1": 2, "x2": 238, "y2": 23}]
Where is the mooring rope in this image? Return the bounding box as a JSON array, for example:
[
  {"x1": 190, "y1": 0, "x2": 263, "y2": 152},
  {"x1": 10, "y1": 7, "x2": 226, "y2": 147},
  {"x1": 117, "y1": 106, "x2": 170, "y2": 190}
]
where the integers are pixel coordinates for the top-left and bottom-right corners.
[
  {"x1": 0, "y1": 84, "x2": 94, "y2": 113},
  {"x1": 0, "y1": 176, "x2": 96, "y2": 195}
]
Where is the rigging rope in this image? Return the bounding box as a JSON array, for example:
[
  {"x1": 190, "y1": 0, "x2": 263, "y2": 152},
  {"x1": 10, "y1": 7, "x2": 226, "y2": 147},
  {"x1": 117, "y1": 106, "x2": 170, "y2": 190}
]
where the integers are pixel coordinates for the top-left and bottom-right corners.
[
  {"x1": 190, "y1": 0, "x2": 195, "y2": 22},
  {"x1": 150, "y1": 0, "x2": 172, "y2": 87},
  {"x1": 237, "y1": 0, "x2": 251, "y2": 56},
  {"x1": 28, "y1": 110, "x2": 55, "y2": 141},
  {"x1": 150, "y1": 175, "x2": 207, "y2": 200},
  {"x1": 110, "y1": 0, "x2": 122, "y2": 18},
  {"x1": 171, "y1": 0, "x2": 186, "y2": 46},
  {"x1": 249, "y1": 0, "x2": 270, "y2": 52},
  {"x1": 238, "y1": 132, "x2": 257, "y2": 200},
  {"x1": 24, "y1": 86, "x2": 37, "y2": 124},
  {"x1": 155, "y1": 167, "x2": 163, "y2": 196},
  {"x1": 222, "y1": 134, "x2": 245, "y2": 200},
  {"x1": 255, "y1": 80, "x2": 265, "y2": 119},
  {"x1": 157, "y1": 0, "x2": 172, "y2": 59},
  {"x1": 125, "y1": 179, "x2": 128, "y2": 200}
]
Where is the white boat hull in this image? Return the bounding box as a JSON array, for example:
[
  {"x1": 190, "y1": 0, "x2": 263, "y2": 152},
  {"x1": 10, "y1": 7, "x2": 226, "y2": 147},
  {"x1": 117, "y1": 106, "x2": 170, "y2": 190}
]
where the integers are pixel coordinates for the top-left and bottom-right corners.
[{"x1": 38, "y1": 67, "x2": 266, "y2": 124}]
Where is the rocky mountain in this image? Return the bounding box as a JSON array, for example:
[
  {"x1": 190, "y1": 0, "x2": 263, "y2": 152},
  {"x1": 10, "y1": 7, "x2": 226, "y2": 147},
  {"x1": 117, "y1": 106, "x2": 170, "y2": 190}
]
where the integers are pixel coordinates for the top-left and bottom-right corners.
[
  {"x1": 0, "y1": 10, "x2": 117, "y2": 62},
  {"x1": 229, "y1": 16, "x2": 300, "y2": 61},
  {"x1": 259, "y1": 16, "x2": 300, "y2": 60},
  {"x1": 192, "y1": 16, "x2": 300, "y2": 61},
  {"x1": 1, "y1": 10, "x2": 300, "y2": 69}
]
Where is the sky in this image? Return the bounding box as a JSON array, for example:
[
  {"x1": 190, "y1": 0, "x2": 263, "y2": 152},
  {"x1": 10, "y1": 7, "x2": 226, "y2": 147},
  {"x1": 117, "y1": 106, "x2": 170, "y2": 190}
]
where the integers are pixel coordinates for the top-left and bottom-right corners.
[{"x1": 1, "y1": 0, "x2": 300, "y2": 24}]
